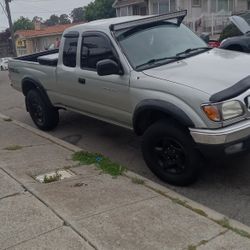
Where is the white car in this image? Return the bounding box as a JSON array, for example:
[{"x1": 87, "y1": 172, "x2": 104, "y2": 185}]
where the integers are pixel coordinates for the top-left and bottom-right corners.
[{"x1": 0, "y1": 58, "x2": 10, "y2": 71}]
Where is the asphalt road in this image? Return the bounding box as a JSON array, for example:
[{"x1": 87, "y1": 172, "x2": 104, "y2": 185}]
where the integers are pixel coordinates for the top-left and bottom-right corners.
[{"x1": 1, "y1": 71, "x2": 250, "y2": 226}]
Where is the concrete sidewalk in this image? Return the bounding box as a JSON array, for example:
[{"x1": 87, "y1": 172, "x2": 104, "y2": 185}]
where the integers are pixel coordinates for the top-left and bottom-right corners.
[{"x1": 0, "y1": 113, "x2": 250, "y2": 250}]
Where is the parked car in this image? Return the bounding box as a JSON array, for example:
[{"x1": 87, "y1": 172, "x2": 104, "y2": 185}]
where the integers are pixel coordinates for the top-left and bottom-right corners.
[
  {"x1": 200, "y1": 33, "x2": 221, "y2": 48},
  {"x1": 8, "y1": 11, "x2": 250, "y2": 186},
  {"x1": 220, "y1": 15, "x2": 250, "y2": 52},
  {"x1": 0, "y1": 58, "x2": 9, "y2": 70}
]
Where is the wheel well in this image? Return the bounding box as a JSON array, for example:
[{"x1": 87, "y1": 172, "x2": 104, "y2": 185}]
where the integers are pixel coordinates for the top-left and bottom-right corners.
[
  {"x1": 227, "y1": 44, "x2": 244, "y2": 52},
  {"x1": 22, "y1": 79, "x2": 54, "y2": 110},
  {"x1": 134, "y1": 109, "x2": 184, "y2": 136},
  {"x1": 22, "y1": 80, "x2": 37, "y2": 96}
]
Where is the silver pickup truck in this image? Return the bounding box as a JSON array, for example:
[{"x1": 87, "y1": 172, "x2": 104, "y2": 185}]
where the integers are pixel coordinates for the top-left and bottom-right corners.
[{"x1": 9, "y1": 11, "x2": 250, "y2": 186}]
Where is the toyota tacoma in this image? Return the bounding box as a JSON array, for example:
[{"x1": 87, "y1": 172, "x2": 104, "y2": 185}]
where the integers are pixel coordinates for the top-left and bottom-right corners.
[{"x1": 8, "y1": 11, "x2": 250, "y2": 186}]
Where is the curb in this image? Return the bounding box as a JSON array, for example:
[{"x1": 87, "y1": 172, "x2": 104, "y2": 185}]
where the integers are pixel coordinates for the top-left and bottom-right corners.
[{"x1": 1, "y1": 112, "x2": 250, "y2": 238}]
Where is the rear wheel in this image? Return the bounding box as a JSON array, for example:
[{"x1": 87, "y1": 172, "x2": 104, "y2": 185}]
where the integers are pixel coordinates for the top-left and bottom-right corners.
[
  {"x1": 26, "y1": 89, "x2": 59, "y2": 131},
  {"x1": 142, "y1": 120, "x2": 201, "y2": 186}
]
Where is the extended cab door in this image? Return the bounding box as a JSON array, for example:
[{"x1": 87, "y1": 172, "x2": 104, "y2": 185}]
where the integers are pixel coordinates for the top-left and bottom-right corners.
[{"x1": 56, "y1": 31, "x2": 81, "y2": 106}]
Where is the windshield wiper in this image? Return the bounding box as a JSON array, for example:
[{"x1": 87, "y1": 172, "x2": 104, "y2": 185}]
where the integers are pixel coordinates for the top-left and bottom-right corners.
[
  {"x1": 176, "y1": 47, "x2": 211, "y2": 57},
  {"x1": 136, "y1": 55, "x2": 184, "y2": 70}
]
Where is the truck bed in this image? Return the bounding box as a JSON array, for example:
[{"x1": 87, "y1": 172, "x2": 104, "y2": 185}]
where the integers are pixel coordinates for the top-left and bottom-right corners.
[
  {"x1": 16, "y1": 49, "x2": 59, "y2": 63},
  {"x1": 9, "y1": 49, "x2": 59, "y2": 94}
]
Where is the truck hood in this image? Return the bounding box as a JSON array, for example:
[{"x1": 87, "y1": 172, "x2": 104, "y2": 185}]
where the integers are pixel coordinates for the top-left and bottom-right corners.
[
  {"x1": 143, "y1": 48, "x2": 250, "y2": 97},
  {"x1": 229, "y1": 15, "x2": 250, "y2": 34}
]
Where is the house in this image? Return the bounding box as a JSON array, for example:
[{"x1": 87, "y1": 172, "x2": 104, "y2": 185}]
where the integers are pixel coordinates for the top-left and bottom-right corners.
[
  {"x1": 15, "y1": 22, "x2": 76, "y2": 56},
  {"x1": 113, "y1": 0, "x2": 250, "y2": 34}
]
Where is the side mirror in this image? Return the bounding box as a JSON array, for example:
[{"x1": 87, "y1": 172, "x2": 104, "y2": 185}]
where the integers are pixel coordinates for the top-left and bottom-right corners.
[{"x1": 97, "y1": 59, "x2": 123, "y2": 76}]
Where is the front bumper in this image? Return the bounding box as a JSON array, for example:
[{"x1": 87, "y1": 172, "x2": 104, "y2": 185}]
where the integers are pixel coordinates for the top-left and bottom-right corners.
[{"x1": 190, "y1": 119, "x2": 250, "y2": 156}]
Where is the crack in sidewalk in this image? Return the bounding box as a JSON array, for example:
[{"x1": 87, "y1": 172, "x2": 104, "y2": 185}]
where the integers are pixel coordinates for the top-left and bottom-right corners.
[
  {"x1": 188, "y1": 229, "x2": 229, "y2": 249},
  {"x1": 5, "y1": 225, "x2": 64, "y2": 250},
  {"x1": 0, "y1": 192, "x2": 22, "y2": 201}
]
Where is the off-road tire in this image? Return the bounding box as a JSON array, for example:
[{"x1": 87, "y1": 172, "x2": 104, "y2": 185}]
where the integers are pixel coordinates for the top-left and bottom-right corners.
[
  {"x1": 26, "y1": 89, "x2": 59, "y2": 131},
  {"x1": 142, "y1": 120, "x2": 201, "y2": 186}
]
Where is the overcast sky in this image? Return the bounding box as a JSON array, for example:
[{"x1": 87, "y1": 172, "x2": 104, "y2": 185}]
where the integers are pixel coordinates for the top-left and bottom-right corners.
[{"x1": 0, "y1": 0, "x2": 92, "y2": 31}]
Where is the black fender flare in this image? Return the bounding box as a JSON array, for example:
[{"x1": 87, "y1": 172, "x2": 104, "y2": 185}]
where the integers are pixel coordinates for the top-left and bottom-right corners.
[
  {"x1": 133, "y1": 99, "x2": 194, "y2": 135},
  {"x1": 22, "y1": 77, "x2": 53, "y2": 109}
]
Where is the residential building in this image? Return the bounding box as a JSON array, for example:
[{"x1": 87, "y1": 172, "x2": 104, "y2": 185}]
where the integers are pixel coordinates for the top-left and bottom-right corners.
[
  {"x1": 113, "y1": 0, "x2": 250, "y2": 33},
  {"x1": 15, "y1": 22, "x2": 76, "y2": 56}
]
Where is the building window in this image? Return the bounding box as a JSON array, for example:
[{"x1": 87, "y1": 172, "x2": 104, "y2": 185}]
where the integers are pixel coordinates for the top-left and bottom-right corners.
[
  {"x1": 120, "y1": 6, "x2": 128, "y2": 16},
  {"x1": 248, "y1": 1, "x2": 250, "y2": 10},
  {"x1": 192, "y1": 0, "x2": 201, "y2": 7},
  {"x1": 63, "y1": 37, "x2": 78, "y2": 68},
  {"x1": 211, "y1": 0, "x2": 233, "y2": 12},
  {"x1": 152, "y1": 0, "x2": 175, "y2": 14}
]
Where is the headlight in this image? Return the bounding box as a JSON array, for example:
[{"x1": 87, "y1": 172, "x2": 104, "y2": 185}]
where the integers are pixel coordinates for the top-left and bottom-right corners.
[
  {"x1": 202, "y1": 100, "x2": 244, "y2": 122},
  {"x1": 221, "y1": 101, "x2": 244, "y2": 120}
]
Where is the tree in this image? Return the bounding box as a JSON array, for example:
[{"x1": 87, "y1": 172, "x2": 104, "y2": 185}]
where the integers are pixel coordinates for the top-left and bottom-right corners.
[
  {"x1": 71, "y1": 7, "x2": 85, "y2": 23},
  {"x1": 59, "y1": 14, "x2": 71, "y2": 24},
  {"x1": 84, "y1": 0, "x2": 115, "y2": 21},
  {"x1": 32, "y1": 16, "x2": 43, "y2": 23},
  {"x1": 44, "y1": 14, "x2": 60, "y2": 26},
  {"x1": 13, "y1": 17, "x2": 34, "y2": 32}
]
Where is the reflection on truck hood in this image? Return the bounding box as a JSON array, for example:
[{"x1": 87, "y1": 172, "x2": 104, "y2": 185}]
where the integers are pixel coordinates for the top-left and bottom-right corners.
[{"x1": 143, "y1": 48, "x2": 250, "y2": 97}]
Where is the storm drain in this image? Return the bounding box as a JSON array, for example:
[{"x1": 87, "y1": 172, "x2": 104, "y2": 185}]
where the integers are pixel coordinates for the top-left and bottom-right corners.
[{"x1": 35, "y1": 169, "x2": 76, "y2": 183}]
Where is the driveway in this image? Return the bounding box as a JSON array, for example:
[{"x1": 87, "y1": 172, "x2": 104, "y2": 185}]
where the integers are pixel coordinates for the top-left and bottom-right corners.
[{"x1": 1, "y1": 71, "x2": 250, "y2": 226}]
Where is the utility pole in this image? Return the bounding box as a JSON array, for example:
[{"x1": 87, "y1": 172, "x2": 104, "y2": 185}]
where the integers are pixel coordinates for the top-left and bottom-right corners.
[{"x1": 5, "y1": 0, "x2": 17, "y2": 56}]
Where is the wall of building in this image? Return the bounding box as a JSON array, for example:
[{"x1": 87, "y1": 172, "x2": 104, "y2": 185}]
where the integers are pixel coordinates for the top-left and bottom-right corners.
[
  {"x1": 33, "y1": 35, "x2": 61, "y2": 52},
  {"x1": 236, "y1": 0, "x2": 248, "y2": 11}
]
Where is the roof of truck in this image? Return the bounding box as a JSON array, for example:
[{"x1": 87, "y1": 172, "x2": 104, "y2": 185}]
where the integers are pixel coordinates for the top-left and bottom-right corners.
[{"x1": 64, "y1": 16, "x2": 145, "y2": 33}]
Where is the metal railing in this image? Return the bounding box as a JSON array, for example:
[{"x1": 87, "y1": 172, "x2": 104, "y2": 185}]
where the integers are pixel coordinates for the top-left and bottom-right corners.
[{"x1": 184, "y1": 12, "x2": 231, "y2": 35}]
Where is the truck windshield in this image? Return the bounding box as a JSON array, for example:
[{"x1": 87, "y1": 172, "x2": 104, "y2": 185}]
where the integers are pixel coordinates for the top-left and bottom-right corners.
[{"x1": 116, "y1": 22, "x2": 208, "y2": 70}]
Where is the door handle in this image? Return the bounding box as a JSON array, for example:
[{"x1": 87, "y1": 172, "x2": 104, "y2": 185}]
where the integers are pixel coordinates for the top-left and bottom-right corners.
[{"x1": 78, "y1": 78, "x2": 86, "y2": 84}]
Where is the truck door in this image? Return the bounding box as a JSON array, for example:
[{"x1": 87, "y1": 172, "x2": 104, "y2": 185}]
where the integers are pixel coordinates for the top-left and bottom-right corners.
[{"x1": 74, "y1": 32, "x2": 131, "y2": 127}]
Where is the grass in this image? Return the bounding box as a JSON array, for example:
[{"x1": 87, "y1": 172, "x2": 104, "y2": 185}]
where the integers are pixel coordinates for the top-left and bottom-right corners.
[
  {"x1": 3, "y1": 118, "x2": 12, "y2": 122},
  {"x1": 4, "y1": 145, "x2": 22, "y2": 151},
  {"x1": 72, "y1": 151, "x2": 126, "y2": 177},
  {"x1": 215, "y1": 218, "x2": 250, "y2": 239},
  {"x1": 43, "y1": 172, "x2": 62, "y2": 183},
  {"x1": 187, "y1": 245, "x2": 196, "y2": 250},
  {"x1": 131, "y1": 176, "x2": 145, "y2": 185}
]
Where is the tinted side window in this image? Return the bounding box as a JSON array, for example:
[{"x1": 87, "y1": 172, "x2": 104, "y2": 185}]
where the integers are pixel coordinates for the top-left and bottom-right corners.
[
  {"x1": 63, "y1": 37, "x2": 78, "y2": 67},
  {"x1": 81, "y1": 35, "x2": 115, "y2": 70}
]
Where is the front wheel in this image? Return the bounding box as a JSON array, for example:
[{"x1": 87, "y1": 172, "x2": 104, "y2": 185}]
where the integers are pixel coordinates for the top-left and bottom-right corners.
[
  {"x1": 26, "y1": 89, "x2": 59, "y2": 131},
  {"x1": 142, "y1": 120, "x2": 201, "y2": 186}
]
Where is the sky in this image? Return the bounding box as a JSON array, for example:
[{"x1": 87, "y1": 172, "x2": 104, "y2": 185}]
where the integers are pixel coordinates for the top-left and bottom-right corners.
[{"x1": 0, "y1": 0, "x2": 92, "y2": 31}]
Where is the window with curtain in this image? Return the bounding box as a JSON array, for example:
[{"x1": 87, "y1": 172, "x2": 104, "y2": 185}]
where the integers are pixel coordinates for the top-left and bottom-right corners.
[
  {"x1": 211, "y1": 0, "x2": 234, "y2": 12},
  {"x1": 152, "y1": 0, "x2": 175, "y2": 14},
  {"x1": 218, "y1": 0, "x2": 228, "y2": 11},
  {"x1": 159, "y1": 1, "x2": 169, "y2": 14},
  {"x1": 192, "y1": 0, "x2": 201, "y2": 7}
]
